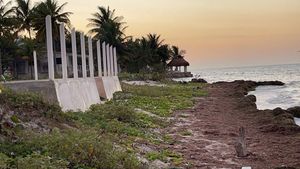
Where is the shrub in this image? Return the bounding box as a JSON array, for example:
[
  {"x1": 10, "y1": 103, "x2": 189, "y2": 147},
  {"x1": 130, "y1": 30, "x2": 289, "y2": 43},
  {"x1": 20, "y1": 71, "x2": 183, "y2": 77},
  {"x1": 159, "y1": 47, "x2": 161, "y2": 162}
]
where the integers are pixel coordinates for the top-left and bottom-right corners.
[
  {"x1": 0, "y1": 153, "x2": 12, "y2": 169},
  {"x1": 32, "y1": 130, "x2": 140, "y2": 169},
  {"x1": 16, "y1": 152, "x2": 69, "y2": 169}
]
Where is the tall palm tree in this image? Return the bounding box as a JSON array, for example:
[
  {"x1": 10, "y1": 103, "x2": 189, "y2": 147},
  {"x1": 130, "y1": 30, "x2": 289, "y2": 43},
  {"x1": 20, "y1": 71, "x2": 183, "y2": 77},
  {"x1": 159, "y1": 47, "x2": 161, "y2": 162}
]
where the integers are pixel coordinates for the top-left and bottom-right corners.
[
  {"x1": 0, "y1": 0, "x2": 15, "y2": 75},
  {"x1": 14, "y1": 0, "x2": 33, "y2": 39},
  {"x1": 88, "y1": 6, "x2": 127, "y2": 54},
  {"x1": 146, "y1": 33, "x2": 164, "y2": 50},
  {"x1": 0, "y1": 0, "x2": 14, "y2": 35},
  {"x1": 31, "y1": 0, "x2": 72, "y2": 42}
]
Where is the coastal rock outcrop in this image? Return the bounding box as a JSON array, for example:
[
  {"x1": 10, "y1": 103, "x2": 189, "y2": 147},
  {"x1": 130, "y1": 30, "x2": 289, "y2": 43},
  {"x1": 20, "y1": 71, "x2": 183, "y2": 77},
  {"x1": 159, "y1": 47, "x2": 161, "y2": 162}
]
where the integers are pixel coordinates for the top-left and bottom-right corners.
[
  {"x1": 287, "y1": 106, "x2": 300, "y2": 118},
  {"x1": 256, "y1": 81, "x2": 285, "y2": 86},
  {"x1": 191, "y1": 78, "x2": 208, "y2": 83}
]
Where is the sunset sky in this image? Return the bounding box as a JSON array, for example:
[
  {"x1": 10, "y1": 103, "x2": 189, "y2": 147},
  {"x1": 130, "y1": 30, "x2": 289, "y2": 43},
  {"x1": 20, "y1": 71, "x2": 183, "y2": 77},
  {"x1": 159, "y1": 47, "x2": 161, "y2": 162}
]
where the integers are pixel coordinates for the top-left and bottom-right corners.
[{"x1": 6, "y1": 0, "x2": 300, "y2": 69}]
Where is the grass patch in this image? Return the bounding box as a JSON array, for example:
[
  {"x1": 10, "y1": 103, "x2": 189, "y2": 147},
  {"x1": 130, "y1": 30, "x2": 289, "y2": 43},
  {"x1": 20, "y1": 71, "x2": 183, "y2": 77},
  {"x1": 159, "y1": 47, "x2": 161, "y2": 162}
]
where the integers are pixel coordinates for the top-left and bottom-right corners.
[
  {"x1": 146, "y1": 149, "x2": 183, "y2": 166},
  {"x1": 180, "y1": 130, "x2": 193, "y2": 136},
  {"x1": 0, "y1": 130, "x2": 140, "y2": 169},
  {"x1": 118, "y1": 82, "x2": 207, "y2": 116}
]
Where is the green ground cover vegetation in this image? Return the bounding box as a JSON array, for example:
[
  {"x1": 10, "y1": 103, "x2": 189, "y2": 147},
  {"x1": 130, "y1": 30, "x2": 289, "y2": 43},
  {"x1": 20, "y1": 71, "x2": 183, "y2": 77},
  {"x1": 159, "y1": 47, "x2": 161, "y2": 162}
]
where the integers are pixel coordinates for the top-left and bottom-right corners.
[{"x1": 0, "y1": 81, "x2": 206, "y2": 168}]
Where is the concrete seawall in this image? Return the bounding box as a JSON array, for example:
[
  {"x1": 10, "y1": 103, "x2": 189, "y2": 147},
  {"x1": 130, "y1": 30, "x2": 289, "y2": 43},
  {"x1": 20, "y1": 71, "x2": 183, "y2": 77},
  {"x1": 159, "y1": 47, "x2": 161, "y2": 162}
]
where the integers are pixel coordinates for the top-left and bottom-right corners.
[
  {"x1": 3, "y1": 77, "x2": 122, "y2": 111},
  {"x1": 3, "y1": 80, "x2": 58, "y2": 104},
  {"x1": 95, "y1": 76, "x2": 122, "y2": 100},
  {"x1": 54, "y1": 78, "x2": 101, "y2": 111}
]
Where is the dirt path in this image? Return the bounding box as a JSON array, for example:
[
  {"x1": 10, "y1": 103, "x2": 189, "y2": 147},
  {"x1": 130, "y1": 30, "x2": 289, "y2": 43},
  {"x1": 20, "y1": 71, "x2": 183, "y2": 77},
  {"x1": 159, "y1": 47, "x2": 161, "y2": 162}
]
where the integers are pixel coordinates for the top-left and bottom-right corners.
[{"x1": 165, "y1": 81, "x2": 300, "y2": 169}]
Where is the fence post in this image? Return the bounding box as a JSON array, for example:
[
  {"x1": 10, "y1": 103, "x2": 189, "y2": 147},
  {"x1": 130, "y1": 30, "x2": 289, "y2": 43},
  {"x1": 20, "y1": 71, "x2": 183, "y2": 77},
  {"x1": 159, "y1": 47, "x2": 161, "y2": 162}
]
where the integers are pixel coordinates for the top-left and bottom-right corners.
[
  {"x1": 71, "y1": 28, "x2": 78, "y2": 78},
  {"x1": 97, "y1": 41, "x2": 102, "y2": 77},
  {"x1": 102, "y1": 42, "x2": 107, "y2": 76},
  {"x1": 113, "y1": 47, "x2": 118, "y2": 76},
  {"x1": 110, "y1": 46, "x2": 114, "y2": 76},
  {"x1": 45, "y1": 15, "x2": 55, "y2": 80},
  {"x1": 80, "y1": 33, "x2": 87, "y2": 78},
  {"x1": 33, "y1": 50, "x2": 38, "y2": 80},
  {"x1": 106, "y1": 44, "x2": 111, "y2": 76},
  {"x1": 59, "y1": 23, "x2": 68, "y2": 79},
  {"x1": 88, "y1": 37, "x2": 94, "y2": 77}
]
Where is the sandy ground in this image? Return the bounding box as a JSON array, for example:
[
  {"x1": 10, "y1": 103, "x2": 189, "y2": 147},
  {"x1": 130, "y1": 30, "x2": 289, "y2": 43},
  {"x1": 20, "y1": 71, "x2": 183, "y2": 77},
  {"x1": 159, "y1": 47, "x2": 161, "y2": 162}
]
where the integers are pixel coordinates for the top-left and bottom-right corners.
[{"x1": 165, "y1": 81, "x2": 300, "y2": 169}]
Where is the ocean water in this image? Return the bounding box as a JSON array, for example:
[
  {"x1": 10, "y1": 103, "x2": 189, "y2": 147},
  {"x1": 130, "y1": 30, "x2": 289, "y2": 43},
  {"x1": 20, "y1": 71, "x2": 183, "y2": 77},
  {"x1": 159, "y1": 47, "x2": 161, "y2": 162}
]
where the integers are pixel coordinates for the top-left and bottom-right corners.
[{"x1": 181, "y1": 64, "x2": 300, "y2": 125}]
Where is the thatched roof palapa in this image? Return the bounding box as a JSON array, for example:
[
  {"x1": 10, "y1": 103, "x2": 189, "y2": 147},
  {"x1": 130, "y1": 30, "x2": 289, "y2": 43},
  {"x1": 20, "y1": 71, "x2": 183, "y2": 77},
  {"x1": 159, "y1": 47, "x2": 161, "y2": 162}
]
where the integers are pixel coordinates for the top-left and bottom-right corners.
[{"x1": 167, "y1": 56, "x2": 190, "y2": 67}]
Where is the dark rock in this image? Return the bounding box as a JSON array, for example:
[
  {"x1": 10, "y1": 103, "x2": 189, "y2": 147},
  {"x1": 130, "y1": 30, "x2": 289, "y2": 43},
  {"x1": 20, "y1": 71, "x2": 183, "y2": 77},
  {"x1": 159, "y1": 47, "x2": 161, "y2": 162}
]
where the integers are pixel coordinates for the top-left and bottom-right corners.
[
  {"x1": 272, "y1": 108, "x2": 286, "y2": 116},
  {"x1": 256, "y1": 81, "x2": 285, "y2": 86},
  {"x1": 274, "y1": 113, "x2": 295, "y2": 125},
  {"x1": 191, "y1": 78, "x2": 207, "y2": 83},
  {"x1": 245, "y1": 95, "x2": 256, "y2": 103},
  {"x1": 287, "y1": 106, "x2": 300, "y2": 118}
]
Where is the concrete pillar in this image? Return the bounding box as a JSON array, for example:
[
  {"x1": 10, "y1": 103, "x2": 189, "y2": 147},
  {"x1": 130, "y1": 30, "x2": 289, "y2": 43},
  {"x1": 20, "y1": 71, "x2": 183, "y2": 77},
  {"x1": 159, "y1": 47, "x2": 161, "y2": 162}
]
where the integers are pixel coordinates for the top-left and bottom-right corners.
[
  {"x1": 184, "y1": 66, "x2": 187, "y2": 72},
  {"x1": 33, "y1": 50, "x2": 38, "y2": 80},
  {"x1": 96, "y1": 41, "x2": 102, "y2": 77},
  {"x1": 80, "y1": 33, "x2": 87, "y2": 78},
  {"x1": 102, "y1": 42, "x2": 107, "y2": 76},
  {"x1": 110, "y1": 46, "x2": 114, "y2": 76},
  {"x1": 59, "y1": 23, "x2": 68, "y2": 79},
  {"x1": 88, "y1": 37, "x2": 94, "y2": 77},
  {"x1": 106, "y1": 44, "x2": 111, "y2": 76},
  {"x1": 113, "y1": 47, "x2": 118, "y2": 76},
  {"x1": 71, "y1": 28, "x2": 78, "y2": 78},
  {"x1": 45, "y1": 15, "x2": 55, "y2": 80}
]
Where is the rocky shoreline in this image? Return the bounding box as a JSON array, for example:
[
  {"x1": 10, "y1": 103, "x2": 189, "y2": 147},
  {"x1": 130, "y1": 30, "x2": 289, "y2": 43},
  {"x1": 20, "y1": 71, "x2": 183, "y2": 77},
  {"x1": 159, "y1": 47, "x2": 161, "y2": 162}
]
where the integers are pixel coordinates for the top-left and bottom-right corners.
[{"x1": 164, "y1": 80, "x2": 300, "y2": 168}]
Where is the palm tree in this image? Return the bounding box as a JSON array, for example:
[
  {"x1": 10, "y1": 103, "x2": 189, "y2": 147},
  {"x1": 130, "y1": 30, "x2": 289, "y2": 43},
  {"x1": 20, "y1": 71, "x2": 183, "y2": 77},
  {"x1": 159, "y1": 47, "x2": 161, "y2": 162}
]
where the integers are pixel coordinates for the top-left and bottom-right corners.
[
  {"x1": 170, "y1": 45, "x2": 186, "y2": 58},
  {"x1": 0, "y1": 0, "x2": 14, "y2": 35},
  {"x1": 14, "y1": 0, "x2": 33, "y2": 39},
  {"x1": 146, "y1": 33, "x2": 164, "y2": 50},
  {"x1": 31, "y1": 0, "x2": 72, "y2": 73},
  {"x1": 88, "y1": 6, "x2": 127, "y2": 54},
  {"x1": 0, "y1": 0, "x2": 15, "y2": 75},
  {"x1": 31, "y1": 0, "x2": 72, "y2": 42}
]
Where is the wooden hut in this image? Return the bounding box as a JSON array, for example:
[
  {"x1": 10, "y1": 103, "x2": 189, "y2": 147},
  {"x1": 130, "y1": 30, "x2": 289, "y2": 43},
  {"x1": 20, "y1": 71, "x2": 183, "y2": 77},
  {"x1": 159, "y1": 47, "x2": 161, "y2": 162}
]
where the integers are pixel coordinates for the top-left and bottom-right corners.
[{"x1": 167, "y1": 56, "x2": 190, "y2": 72}]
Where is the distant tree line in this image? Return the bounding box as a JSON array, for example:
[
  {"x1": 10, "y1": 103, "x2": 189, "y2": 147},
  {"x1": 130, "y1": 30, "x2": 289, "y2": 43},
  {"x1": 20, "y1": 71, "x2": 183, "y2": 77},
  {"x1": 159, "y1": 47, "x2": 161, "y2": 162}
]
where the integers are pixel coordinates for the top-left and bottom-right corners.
[{"x1": 0, "y1": 0, "x2": 186, "y2": 78}]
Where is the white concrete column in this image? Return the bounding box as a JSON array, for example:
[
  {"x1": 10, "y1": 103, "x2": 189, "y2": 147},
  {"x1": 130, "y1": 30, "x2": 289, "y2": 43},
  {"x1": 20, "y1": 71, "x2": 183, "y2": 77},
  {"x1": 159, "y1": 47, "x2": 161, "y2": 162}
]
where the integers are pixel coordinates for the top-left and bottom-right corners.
[
  {"x1": 113, "y1": 47, "x2": 118, "y2": 76},
  {"x1": 88, "y1": 37, "x2": 94, "y2": 77},
  {"x1": 110, "y1": 46, "x2": 114, "y2": 76},
  {"x1": 106, "y1": 44, "x2": 111, "y2": 76},
  {"x1": 80, "y1": 33, "x2": 87, "y2": 78},
  {"x1": 59, "y1": 23, "x2": 68, "y2": 79},
  {"x1": 33, "y1": 50, "x2": 38, "y2": 80},
  {"x1": 45, "y1": 15, "x2": 54, "y2": 80},
  {"x1": 96, "y1": 40, "x2": 102, "y2": 77},
  {"x1": 102, "y1": 42, "x2": 107, "y2": 76},
  {"x1": 71, "y1": 28, "x2": 78, "y2": 78}
]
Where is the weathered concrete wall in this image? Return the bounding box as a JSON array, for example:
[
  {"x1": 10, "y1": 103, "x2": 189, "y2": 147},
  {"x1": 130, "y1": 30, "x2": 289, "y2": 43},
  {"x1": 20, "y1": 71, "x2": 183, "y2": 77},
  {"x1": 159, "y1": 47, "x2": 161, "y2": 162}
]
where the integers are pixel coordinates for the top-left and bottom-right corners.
[
  {"x1": 95, "y1": 76, "x2": 122, "y2": 100},
  {"x1": 3, "y1": 77, "x2": 120, "y2": 111},
  {"x1": 54, "y1": 78, "x2": 101, "y2": 111},
  {"x1": 3, "y1": 80, "x2": 58, "y2": 104}
]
